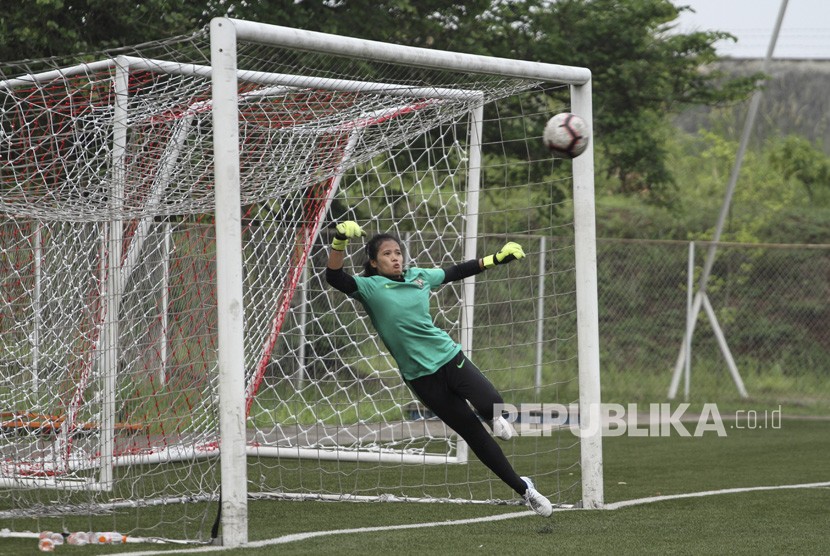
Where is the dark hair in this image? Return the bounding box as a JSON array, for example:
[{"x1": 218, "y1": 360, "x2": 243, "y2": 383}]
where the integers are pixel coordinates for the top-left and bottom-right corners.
[{"x1": 363, "y1": 233, "x2": 403, "y2": 276}]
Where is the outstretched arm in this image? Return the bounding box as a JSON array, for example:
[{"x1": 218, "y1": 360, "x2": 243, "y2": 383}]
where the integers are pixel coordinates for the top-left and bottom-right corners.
[
  {"x1": 442, "y1": 242, "x2": 526, "y2": 284},
  {"x1": 442, "y1": 259, "x2": 484, "y2": 283}
]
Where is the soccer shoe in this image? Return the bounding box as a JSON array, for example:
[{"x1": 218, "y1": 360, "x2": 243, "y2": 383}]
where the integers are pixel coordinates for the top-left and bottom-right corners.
[
  {"x1": 521, "y1": 476, "x2": 553, "y2": 517},
  {"x1": 492, "y1": 415, "x2": 516, "y2": 441}
]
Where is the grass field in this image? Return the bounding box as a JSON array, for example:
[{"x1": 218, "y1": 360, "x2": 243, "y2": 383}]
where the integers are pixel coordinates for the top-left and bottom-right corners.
[{"x1": 2, "y1": 416, "x2": 827, "y2": 555}]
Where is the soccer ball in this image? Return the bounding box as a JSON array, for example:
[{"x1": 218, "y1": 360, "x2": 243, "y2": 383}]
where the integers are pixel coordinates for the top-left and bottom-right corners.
[{"x1": 543, "y1": 112, "x2": 590, "y2": 159}]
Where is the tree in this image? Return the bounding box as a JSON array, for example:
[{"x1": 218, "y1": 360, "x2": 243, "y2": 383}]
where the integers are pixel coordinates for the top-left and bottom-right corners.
[
  {"x1": 768, "y1": 135, "x2": 830, "y2": 204},
  {"x1": 228, "y1": 1, "x2": 494, "y2": 51},
  {"x1": 0, "y1": 0, "x2": 206, "y2": 61},
  {"x1": 476, "y1": 0, "x2": 761, "y2": 202},
  {"x1": 0, "y1": 0, "x2": 762, "y2": 205},
  {"x1": 232, "y1": 0, "x2": 761, "y2": 204}
]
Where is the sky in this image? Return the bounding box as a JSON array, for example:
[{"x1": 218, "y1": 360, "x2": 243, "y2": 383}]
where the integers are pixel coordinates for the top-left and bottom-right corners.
[{"x1": 673, "y1": 0, "x2": 830, "y2": 59}]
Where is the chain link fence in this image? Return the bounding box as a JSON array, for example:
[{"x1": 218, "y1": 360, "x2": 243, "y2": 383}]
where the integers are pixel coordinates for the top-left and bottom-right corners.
[{"x1": 596, "y1": 238, "x2": 830, "y2": 412}]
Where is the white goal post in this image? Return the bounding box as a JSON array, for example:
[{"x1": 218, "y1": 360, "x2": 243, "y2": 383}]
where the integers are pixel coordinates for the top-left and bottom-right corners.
[
  {"x1": 210, "y1": 18, "x2": 602, "y2": 545},
  {"x1": 0, "y1": 17, "x2": 601, "y2": 546}
]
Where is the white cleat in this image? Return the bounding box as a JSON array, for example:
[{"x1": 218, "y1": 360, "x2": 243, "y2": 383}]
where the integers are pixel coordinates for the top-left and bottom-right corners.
[
  {"x1": 492, "y1": 415, "x2": 516, "y2": 441},
  {"x1": 521, "y1": 476, "x2": 553, "y2": 517}
]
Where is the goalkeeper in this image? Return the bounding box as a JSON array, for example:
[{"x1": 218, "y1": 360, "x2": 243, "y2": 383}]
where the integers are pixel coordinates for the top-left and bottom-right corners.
[{"x1": 324, "y1": 221, "x2": 552, "y2": 518}]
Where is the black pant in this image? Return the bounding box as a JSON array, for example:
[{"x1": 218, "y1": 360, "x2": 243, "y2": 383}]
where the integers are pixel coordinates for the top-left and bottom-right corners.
[{"x1": 407, "y1": 351, "x2": 527, "y2": 495}]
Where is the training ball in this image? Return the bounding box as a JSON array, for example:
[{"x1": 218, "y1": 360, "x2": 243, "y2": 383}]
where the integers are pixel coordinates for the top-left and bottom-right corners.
[{"x1": 543, "y1": 112, "x2": 590, "y2": 159}]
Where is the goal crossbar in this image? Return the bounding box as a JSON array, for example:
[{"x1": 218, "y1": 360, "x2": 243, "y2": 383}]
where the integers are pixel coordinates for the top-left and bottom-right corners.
[{"x1": 229, "y1": 20, "x2": 592, "y2": 85}]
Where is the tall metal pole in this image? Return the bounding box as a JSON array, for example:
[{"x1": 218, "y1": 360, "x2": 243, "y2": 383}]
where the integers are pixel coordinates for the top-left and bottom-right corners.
[
  {"x1": 670, "y1": 0, "x2": 789, "y2": 399},
  {"x1": 696, "y1": 0, "x2": 789, "y2": 293}
]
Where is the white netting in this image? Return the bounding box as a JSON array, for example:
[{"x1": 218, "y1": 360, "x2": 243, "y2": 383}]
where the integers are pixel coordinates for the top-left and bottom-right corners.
[{"x1": 0, "y1": 25, "x2": 584, "y2": 543}]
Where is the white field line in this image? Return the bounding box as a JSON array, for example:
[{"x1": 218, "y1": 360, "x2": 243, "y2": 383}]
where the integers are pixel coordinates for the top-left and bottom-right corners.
[
  {"x1": 603, "y1": 480, "x2": 830, "y2": 510},
  {"x1": 39, "y1": 480, "x2": 830, "y2": 555},
  {"x1": 109, "y1": 510, "x2": 536, "y2": 555}
]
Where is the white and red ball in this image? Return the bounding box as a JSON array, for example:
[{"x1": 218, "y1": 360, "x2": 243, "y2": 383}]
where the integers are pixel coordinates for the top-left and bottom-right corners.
[{"x1": 543, "y1": 112, "x2": 590, "y2": 159}]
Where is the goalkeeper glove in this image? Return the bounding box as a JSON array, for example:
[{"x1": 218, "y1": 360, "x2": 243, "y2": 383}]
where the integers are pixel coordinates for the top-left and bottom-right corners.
[
  {"x1": 482, "y1": 241, "x2": 525, "y2": 269},
  {"x1": 331, "y1": 221, "x2": 366, "y2": 251}
]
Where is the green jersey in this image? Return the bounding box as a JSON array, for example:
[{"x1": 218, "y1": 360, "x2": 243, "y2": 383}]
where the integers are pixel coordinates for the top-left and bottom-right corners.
[{"x1": 352, "y1": 267, "x2": 460, "y2": 381}]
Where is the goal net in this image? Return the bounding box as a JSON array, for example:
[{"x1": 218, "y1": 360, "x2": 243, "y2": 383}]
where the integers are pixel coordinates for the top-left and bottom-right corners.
[{"x1": 0, "y1": 19, "x2": 601, "y2": 544}]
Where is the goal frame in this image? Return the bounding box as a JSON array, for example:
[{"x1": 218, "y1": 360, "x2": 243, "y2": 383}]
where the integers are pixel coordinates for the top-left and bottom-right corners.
[{"x1": 210, "y1": 18, "x2": 603, "y2": 546}]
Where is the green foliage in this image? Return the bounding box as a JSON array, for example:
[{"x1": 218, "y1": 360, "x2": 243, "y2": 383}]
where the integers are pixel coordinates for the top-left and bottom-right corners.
[
  {"x1": 0, "y1": 0, "x2": 764, "y2": 206},
  {"x1": 756, "y1": 204, "x2": 830, "y2": 244},
  {"x1": 677, "y1": 130, "x2": 805, "y2": 242},
  {"x1": 502, "y1": 0, "x2": 761, "y2": 199},
  {"x1": 0, "y1": 0, "x2": 206, "y2": 61},
  {"x1": 226, "y1": 0, "x2": 495, "y2": 52},
  {"x1": 767, "y1": 135, "x2": 830, "y2": 203},
  {"x1": 594, "y1": 196, "x2": 686, "y2": 239},
  {"x1": 606, "y1": 123, "x2": 830, "y2": 243}
]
